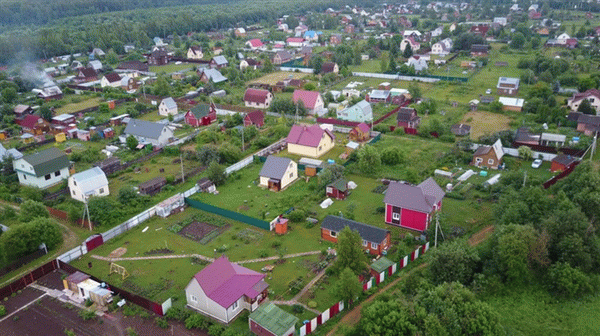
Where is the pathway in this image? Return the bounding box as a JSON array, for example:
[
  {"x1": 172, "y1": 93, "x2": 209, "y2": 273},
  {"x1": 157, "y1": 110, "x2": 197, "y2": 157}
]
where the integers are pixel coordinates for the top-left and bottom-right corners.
[
  {"x1": 91, "y1": 250, "x2": 321, "y2": 264},
  {"x1": 271, "y1": 264, "x2": 332, "y2": 315},
  {"x1": 326, "y1": 225, "x2": 496, "y2": 335}
]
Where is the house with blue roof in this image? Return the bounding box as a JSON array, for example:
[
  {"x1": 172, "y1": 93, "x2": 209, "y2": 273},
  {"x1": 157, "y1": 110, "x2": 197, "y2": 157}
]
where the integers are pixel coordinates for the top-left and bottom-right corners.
[{"x1": 303, "y1": 30, "x2": 323, "y2": 42}]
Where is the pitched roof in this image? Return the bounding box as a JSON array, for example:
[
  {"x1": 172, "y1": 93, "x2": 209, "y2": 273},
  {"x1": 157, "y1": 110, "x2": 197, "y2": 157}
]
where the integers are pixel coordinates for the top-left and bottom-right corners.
[
  {"x1": 569, "y1": 89, "x2": 600, "y2": 104},
  {"x1": 383, "y1": 178, "x2": 445, "y2": 213},
  {"x1": 199, "y1": 68, "x2": 227, "y2": 83},
  {"x1": 244, "y1": 88, "x2": 271, "y2": 104},
  {"x1": 79, "y1": 68, "x2": 97, "y2": 78},
  {"x1": 247, "y1": 39, "x2": 264, "y2": 48},
  {"x1": 327, "y1": 178, "x2": 348, "y2": 192},
  {"x1": 473, "y1": 139, "x2": 504, "y2": 161},
  {"x1": 286, "y1": 37, "x2": 305, "y2": 43},
  {"x1": 321, "y1": 62, "x2": 337, "y2": 73},
  {"x1": 293, "y1": 90, "x2": 322, "y2": 109},
  {"x1": 212, "y1": 55, "x2": 228, "y2": 65},
  {"x1": 124, "y1": 119, "x2": 168, "y2": 140},
  {"x1": 356, "y1": 122, "x2": 370, "y2": 133},
  {"x1": 0, "y1": 144, "x2": 23, "y2": 162},
  {"x1": 161, "y1": 97, "x2": 177, "y2": 110},
  {"x1": 321, "y1": 215, "x2": 390, "y2": 244},
  {"x1": 117, "y1": 61, "x2": 149, "y2": 72},
  {"x1": 286, "y1": 124, "x2": 334, "y2": 147},
  {"x1": 497, "y1": 77, "x2": 520, "y2": 88},
  {"x1": 189, "y1": 104, "x2": 213, "y2": 119},
  {"x1": 103, "y1": 72, "x2": 121, "y2": 83},
  {"x1": 450, "y1": 124, "x2": 471, "y2": 136},
  {"x1": 191, "y1": 256, "x2": 267, "y2": 308},
  {"x1": 245, "y1": 110, "x2": 264, "y2": 125},
  {"x1": 259, "y1": 156, "x2": 294, "y2": 180},
  {"x1": 274, "y1": 50, "x2": 293, "y2": 61},
  {"x1": 14, "y1": 104, "x2": 30, "y2": 114},
  {"x1": 249, "y1": 303, "x2": 299, "y2": 336},
  {"x1": 70, "y1": 167, "x2": 108, "y2": 195},
  {"x1": 471, "y1": 44, "x2": 490, "y2": 52},
  {"x1": 552, "y1": 154, "x2": 577, "y2": 166},
  {"x1": 19, "y1": 115, "x2": 43, "y2": 129},
  {"x1": 397, "y1": 107, "x2": 419, "y2": 122},
  {"x1": 369, "y1": 90, "x2": 390, "y2": 100},
  {"x1": 370, "y1": 257, "x2": 395, "y2": 273},
  {"x1": 21, "y1": 148, "x2": 70, "y2": 176},
  {"x1": 498, "y1": 97, "x2": 524, "y2": 107}
]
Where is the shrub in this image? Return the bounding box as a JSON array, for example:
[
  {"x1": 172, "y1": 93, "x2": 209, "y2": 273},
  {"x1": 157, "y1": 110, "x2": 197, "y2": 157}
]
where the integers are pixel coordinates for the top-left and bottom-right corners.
[
  {"x1": 208, "y1": 324, "x2": 225, "y2": 336},
  {"x1": 547, "y1": 262, "x2": 597, "y2": 299},
  {"x1": 0, "y1": 305, "x2": 6, "y2": 317},
  {"x1": 185, "y1": 313, "x2": 211, "y2": 330},
  {"x1": 155, "y1": 317, "x2": 169, "y2": 329},
  {"x1": 307, "y1": 301, "x2": 317, "y2": 308},
  {"x1": 292, "y1": 304, "x2": 305, "y2": 314},
  {"x1": 271, "y1": 241, "x2": 282, "y2": 249},
  {"x1": 165, "y1": 306, "x2": 191, "y2": 321},
  {"x1": 84, "y1": 299, "x2": 93, "y2": 307},
  {"x1": 126, "y1": 327, "x2": 138, "y2": 336},
  {"x1": 78, "y1": 309, "x2": 97, "y2": 321},
  {"x1": 258, "y1": 250, "x2": 269, "y2": 258},
  {"x1": 288, "y1": 210, "x2": 306, "y2": 223}
]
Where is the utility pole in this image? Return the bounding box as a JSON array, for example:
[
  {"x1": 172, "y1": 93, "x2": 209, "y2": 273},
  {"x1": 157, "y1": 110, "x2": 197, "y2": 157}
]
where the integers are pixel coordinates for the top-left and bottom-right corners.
[
  {"x1": 241, "y1": 126, "x2": 245, "y2": 152},
  {"x1": 180, "y1": 153, "x2": 185, "y2": 183},
  {"x1": 82, "y1": 195, "x2": 92, "y2": 231},
  {"x1": 523, "y1": 171, "x2": 527, "y2": 188}
]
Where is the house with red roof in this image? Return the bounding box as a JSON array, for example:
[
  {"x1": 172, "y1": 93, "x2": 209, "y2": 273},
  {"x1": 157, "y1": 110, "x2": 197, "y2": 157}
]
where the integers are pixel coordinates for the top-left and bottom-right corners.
[
  {"x1": 292, "y1": 90, "x2": 325, "y2": 115},
  {"x1": 400, "y1": 37, "x2": 420, "y2": 52},
  {"x1": 383, "y1": 177, "x2": 445, "y2": 232},
  {"x1": 74, "y1": 68, "x2": 98, "y2": 83},
  {"x1": 185, "y1": 256, "x2": 269, "y2": 323},
  {"x1": 286, "y1": 124, "x2": 335, "y2": 158},
  {"x1": 567, "y1": 89, "x2": 600, "y2": 113},
  {"x1": 286, "y1": 37, "x2": 306, "y2": 47},
  {"x1": 349, "y1": 123, "x2": 371, "y2": 142},
  {"x1": 244, "y1": 110, "x2": 265, "y2": 128},
  {"x1": 470, "y1": 24, "x2": 490, "y2": 37},
  {"x1": 17, "y1": 115, "x2": 49, "y2": 135},
  {"x1": 243, "y1": 88, "x2": 273, "y2": 109},
  {"x1": 245, "y1": 39, "x2": 265, "y2": 50}
]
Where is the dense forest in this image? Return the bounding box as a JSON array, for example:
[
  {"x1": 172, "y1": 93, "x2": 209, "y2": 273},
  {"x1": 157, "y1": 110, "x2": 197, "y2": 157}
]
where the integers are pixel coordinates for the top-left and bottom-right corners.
[{"x1": 0, "y1": 0, "x2": 356, "y2": 64}]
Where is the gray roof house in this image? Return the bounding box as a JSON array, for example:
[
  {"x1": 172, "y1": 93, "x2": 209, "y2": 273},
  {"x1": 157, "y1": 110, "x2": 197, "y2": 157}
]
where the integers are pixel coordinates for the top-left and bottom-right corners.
[
  {"x1": 321, "y1": 216, "x2": 391, "y2": 254},
  {"x1": 122, "y1": 119, "x2": 174, "y2": 147},
  {"x1": 259, "y1": 156, "x2": 298, "y2": 191},
  {"x1": 13, "y1": 148, "x2": 71, "y2": 189},
  {"x1": 0, "y1": 144, "x2": 23, "y2": 162},
  {"x1": 159, "y1": 97, "x2": 178, "y2": 116},
  {"x1": 68, "y1": 167, "x2": 109, "y2": 202},
  {"x1": 199, "y1": 68, "x2": 228, "y2": 83},
  {"x1": 337, "y1": 100, "x2": 373, "y2": 122}
]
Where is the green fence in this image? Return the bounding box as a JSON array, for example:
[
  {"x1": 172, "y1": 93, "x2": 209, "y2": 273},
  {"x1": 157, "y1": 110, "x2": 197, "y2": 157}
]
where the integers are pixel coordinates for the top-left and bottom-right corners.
[{"x1": 184, "y1": 198, "x2": 271, "y2": 231}]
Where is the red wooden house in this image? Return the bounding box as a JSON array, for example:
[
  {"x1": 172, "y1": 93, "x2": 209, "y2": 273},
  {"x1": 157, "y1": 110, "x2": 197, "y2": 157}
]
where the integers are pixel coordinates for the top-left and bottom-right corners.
[
  {"x1": 551, "y1": 154, "x2": 577, "y2": 172},
  {"x1": 396, "y1": 107, "x2": 420, "y2": 129},
  {"x1": 326, "y1": 178, "x2": 349, "y2": 200},
  {"x1": 17, "y1": 115, "x2": 49, "y2": 135},
  {"x1": 185, "y1": 103, "x2": 217, "y2": 127},
  {"x1": 243, "y1": 110, "x2": 265, "y2": 128},
  {"x1": 383, "y1": 177, "x2": 445, "y2": 232},
  {"x1": 321, "y1": 215, "x2": 391, "y2": 255}
]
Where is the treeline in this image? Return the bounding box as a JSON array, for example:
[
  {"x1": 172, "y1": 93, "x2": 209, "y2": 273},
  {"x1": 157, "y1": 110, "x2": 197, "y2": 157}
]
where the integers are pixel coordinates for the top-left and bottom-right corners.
[{"x1": 0, "y1": 0, "x2": 355, "y2": 64}]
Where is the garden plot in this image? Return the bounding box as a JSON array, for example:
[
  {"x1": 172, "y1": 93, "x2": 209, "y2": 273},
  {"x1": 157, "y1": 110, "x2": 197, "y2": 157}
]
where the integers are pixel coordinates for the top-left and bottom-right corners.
[
  {"x1": 248, "y1": 71, "x2": 308, "y2": 86},
  {"x1": 178, "y1": 221, "x2": 229, "y2": 245},
  {"x1": 461, "y1": 111, "x2": 513, "y2": 140}
]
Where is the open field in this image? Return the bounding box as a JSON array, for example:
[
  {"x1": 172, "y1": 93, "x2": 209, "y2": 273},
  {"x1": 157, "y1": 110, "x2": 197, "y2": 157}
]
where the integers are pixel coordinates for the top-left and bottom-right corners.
[
  {"x1": 55, "y1": 97, "x2": 102, "y2": 115},
  {"x1": 248, "y1": 71, "x2": 308, "y2": 86},
  {"x1": 461, "y1": 110, "x2": 514, "y2": 139},
  {"x1": 149, "y1": 63, "x2": 195, "y2": 74}
]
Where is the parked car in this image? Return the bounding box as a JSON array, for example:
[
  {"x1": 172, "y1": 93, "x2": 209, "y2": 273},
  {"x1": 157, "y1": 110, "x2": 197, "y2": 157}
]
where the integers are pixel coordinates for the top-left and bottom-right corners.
[{"x1": 531, "y1": 159, "x2": 542, "y2": 168}]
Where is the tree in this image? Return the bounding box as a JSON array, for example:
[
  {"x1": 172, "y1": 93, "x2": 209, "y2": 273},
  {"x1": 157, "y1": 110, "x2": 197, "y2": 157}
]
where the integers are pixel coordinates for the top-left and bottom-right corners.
[
  {"x1": 88, "y1": 197, "x2": 122, "y2": 227},
  {"x1": 309, "y1": 55, "x2": 324, "y2": 74},
  {"x1": 494, "y1": 224, "x2": 539, "y2": 283},
  {"x1": 381, "y1": 147, "x2": 405, "y2": 165},
  {"x1": 416, "y1": 282, "x2": 503, "y2": 336},
  {"x1": 357, "y1": 145, "x2": 381, "y2": 175},
  {"x1": 206, "y1": 161, "x2": 226, "y2": 186},
  {"x1": 577, "y1": 98, "x2": 596, "y2": 115},
  {"x1": 511, "y1": 32, "x2": 526, "y2": 49},
  {"x1": 428, "y1": 240, "x2": 480, "y2": 285},
  {"x1": 39, "y1": 105, "x2": 52, "y2": 121},
  {"x1": 317, "y1": 164, "x2": 344, "y2": 190},
  {"x1": 402, "y1": 43, "x2": 413, "y2": 58},
  {"x1": 547, "y1": 262, "x2": 597, "y2": 298},
  {"x1": 1, "y1": 87, "x2": 17, "y2": 104},
  {"x1": 332, "y1": 267, "x2": 363, "y2": 305},
  {"x1": 154, "y1": 75, "x2": 170, "y2": 96},
  {"x1": 360, "y1": 299, "x2": 418, "y2": 336},
  {"x1": 197, "y1": 145, "x2": 220, "y2": 166},
  {"x1": 518, "y1": 146, "x2": 534, "y2": 160},
  {"x1": 388, "y1": 57, "x2": 397, "y2": 73},
  {"x1": 117, "y1": 186, "x2": 139, "y2": 205},
  {"x1": 126, "y1": 135, "x2": 138, "y2": 150},
  {"x1": 408, "y1": 83, "x2": 421, "y2": 100},
  {"x1": 106, "y1": 49, "x2": 119, "y2": 65},
  {"x1": 0, "y1": 217, "x2": 62, "y2": 261},
  {"x1": 335, "y1": 226, "x2": 368, "y2": 275},
  {"x1": 19, "y1": 200, "x2": 49, "y2": 222}
]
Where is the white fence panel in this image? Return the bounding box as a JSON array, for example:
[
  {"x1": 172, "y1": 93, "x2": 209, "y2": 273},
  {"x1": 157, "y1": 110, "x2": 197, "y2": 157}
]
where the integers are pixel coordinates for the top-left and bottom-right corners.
[
  {"x1": 321, "y1": 308, "x2": 330, "y2": 324},
  {"x1": 352, "y1": 72, "x2": 441, "y2": 83},
  {"x1": 279, "y1": 67, "x2": 315, "y2": 73}
]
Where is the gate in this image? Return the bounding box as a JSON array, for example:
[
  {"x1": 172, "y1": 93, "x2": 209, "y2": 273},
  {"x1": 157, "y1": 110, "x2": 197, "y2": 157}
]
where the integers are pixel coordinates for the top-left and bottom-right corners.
[{"x1": 85, "y1": 234, "x2": 104, "y2": 252}]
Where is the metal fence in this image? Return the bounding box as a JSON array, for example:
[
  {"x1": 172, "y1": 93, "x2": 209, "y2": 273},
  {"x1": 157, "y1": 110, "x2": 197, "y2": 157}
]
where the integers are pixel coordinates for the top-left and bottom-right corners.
[
  {"x1": 0, "y1": 260, "x2": 59, "y2": 300},
  {"x1": 0, "y1": 248, "x2": 48, "y2": 278},
  {"x1": 352, "y1": 72, "x2": 469, "y2": 83},
  {"x1": 185, "y1": 198, "x2": 271, "y2": 231},
  {"x1": 225, "y1": 156, "x2": 254, "y2": 175}
]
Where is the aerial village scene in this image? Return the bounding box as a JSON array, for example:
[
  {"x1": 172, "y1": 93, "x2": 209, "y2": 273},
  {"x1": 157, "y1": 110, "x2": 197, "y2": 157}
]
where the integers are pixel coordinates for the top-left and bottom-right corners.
[{"x1": 1, "y1": 0, "x2": 600, "y2": 335}]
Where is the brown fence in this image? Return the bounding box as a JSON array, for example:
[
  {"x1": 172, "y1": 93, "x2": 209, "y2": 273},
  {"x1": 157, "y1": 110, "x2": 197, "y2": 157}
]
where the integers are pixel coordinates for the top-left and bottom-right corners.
[
  {"x1": 47, "y1": 207, "x2": 93, "y2": 227},
  {"x1": 0, "y1": 248, "x2": 48, "y2": 278},
  {"x1": 57, "y1": 261, "x2": 164, "y2": 315},
  {"x1": 513, "y1": 141, "x2": 586, "y2": 157},
  {"x1": 43, "y1": 188, "x2": 69, "y2": 202},
  {"x1": 542, "y1": 161, "x2": 580, "y2": 189},
  {"x1": 173, "y1": 166, "x2": 205, "y2": 185},
  {"x1": 0, "y1": 259, "x2": 59, "y2": 300},
  {"x1": 17, "y1": 137, "x2": 56, "y2": 151}
]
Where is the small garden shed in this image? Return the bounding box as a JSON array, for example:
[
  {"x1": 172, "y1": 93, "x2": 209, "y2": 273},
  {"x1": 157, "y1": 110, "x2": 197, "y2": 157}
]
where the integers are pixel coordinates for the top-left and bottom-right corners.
[{"x1": 138, "y1": 176, "x2": 167, "y2": 196}]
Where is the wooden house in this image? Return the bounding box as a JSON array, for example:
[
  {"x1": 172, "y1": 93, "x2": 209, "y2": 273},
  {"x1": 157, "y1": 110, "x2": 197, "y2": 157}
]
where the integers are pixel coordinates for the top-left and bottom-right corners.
[
  {"x1": 243, "y1": 110, "x2": 265, "y2": 128},
  {"x1": 259, "y1": 156, "x2": 298, "y2": 192},
  {"x1": 472, "y1": 139, "x2": 504, "y2": 169},
  {"x1": 326, "y1": 179, "x2": 349, "y2": 200},
  {"x1": 138, "y1": 176, "x2": 167, "y2": 196},
  {"x1": 396, "y1": 107, "x2": 420, "y2": 129},
  {"x1": 185, "y1": 103, "x2": 217, "y2": 127},
  {"x1": 349, "y1": 123, "x2": 371, "y2": 142},
  {"x1": 321, "y1": 216, "x2": 391, "y2": 255},
  {"x1": 551, "y1": 154, "x2": 577, "y2": 172}
]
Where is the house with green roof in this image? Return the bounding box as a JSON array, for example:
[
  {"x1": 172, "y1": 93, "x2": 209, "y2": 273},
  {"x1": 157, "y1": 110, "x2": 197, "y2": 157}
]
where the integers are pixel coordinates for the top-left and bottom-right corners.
[
  {"x1": 13, "y1": 147, "x2": 70, "y2": 189},
  {"x1": 326, "y1": 178, "x2": 349, "y2": 200},
  {"x1": 370, "y1": 257, "x2": 395, "y2": 277},
  {"x1": 184, "y1": 103, "x2": 217, "y2": 127},
  {"x1": 249, "y1": 302, "x2": 298, "y2": 336}
]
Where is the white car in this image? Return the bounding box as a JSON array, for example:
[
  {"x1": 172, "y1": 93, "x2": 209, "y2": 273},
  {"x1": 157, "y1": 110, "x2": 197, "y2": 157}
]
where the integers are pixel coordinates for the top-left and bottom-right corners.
[
  {"x1": 531, "y1": 159, "x2": 543, "y2": 168},
  {"x1": 485, "y1": 89, "x2": 492, "y2": 94}
]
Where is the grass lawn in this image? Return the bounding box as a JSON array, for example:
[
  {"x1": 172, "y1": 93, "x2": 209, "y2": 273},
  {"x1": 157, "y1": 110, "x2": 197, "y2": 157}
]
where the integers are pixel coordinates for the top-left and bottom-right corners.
[
  {"x1": 149, "y1": 63, "x2": 195, "y2": 74},
  {"x1": 461, "y1": 111, "x2": 514, "y2": 139},
  {"x1": 55, "y1": 97, "x2": 102, "y2": 115},
  {"x1": 350, "y1": 59, "x2": 382, "y2": 73},
  {"x1": 248, "y1": 71, "x2": 308, "y2": 86}
]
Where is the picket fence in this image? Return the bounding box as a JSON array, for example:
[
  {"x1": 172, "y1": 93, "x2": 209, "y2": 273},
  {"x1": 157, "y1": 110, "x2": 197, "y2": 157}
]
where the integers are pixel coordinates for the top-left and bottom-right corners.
[{"x1": 298, "y1": 242, "x2": 430, "y2": 336}]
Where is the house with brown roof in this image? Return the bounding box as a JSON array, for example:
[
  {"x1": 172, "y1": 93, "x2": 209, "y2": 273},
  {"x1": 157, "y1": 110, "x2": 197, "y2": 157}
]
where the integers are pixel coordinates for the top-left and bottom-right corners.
[
  {"x1": 470, "y1": 24, "x2": 490, "y2": 37},
  {"x1": 470, "y1": 44, "x2": 490, "y2": 57},
  {"x1": 383, "y1": 177, "x2": 445, "y2": 232},
  {"x1": 117, "y1": 61, "x2": 149, "y2": 73},
  {"x1": 243, "y1": 88, "x2": 273, "y2": 109},
  {"x1": 148, "y1": 47, "x2": 169, "y2": 66},
  {"x1": 286, "y1": 124, "x2": 335, "y2": 158},
  {"x1": 272, "y1": 50, "x2": 293, "y2": 65},
  {"x1": 567, "y1": 89, "x2": 600, "y2": 113},
  {"x1": 75, "y1": 68, "x2": 98, "y2": 83},
  {"x1": 472, "y1": 139, "x2": 504, "y2": 169},
  {"x1": 100, "y1": 72, "x2": 122, "y2": 88},
  {"x1": 321, "y1": 62, "x2": 339, "y2": 74},
  {"x1": 396, "y1": 107, "x2": 420, "y2": 129},
  {"x1": 187, "y1": 46, "x2": 204, "y2": 60},
  {"x1": 17, "y1": 115, "x2": 49, "y2": 135},
  {"x1": 551, "y1": 154, "x2": 578, "y2": 172},
  {"x1": 292, "y1": 90, "x2": 325, "y2": 115},
  {"x1": 13, "y1": 105, "x2": 32, "y2": 117},
  {"x1": 244, "y1": 110, "x2": 265, "y2": 128}
]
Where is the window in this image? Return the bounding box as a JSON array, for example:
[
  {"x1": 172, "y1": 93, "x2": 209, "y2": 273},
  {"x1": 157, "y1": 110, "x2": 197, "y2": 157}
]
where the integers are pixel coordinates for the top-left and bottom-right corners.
[
  {"x1": 362, "y1": 240, "x2": 368, "y2": 247},
  {"x1": 392, "y1": 212, "x2": 400, "y2": 220},
  {"x1": 319, "y1": 146, "x2": 322, "y2": 151},
  {"x1": 72, "y1": 190, "x2": 76, "y2": 196},
  {"x1": 73, "y1": 181, "x2": 77, "y2": 186},
  {"x1": 231, "y1": 301, "x2": 238, "y2": 310},
  {"x1": 45, "y1": 174, "x2": 51, "y2": 180},
  {"x1": 488, "y1": 159, "x2": 495, "y2": 165},
  {"x1": 190, "y1": 295, "x2": 197, "y2": 303},
  {"x1": 22, "y1": 174, "x2": 26, "y2": 180},
  {"x1": 475, "y1": 157, "x2": 483, "y2": 163},
  {"x1": 55, "y1": 170, "x2": 61, "y2": 177},
  {"x1": 371, "y1": 242, "x2": 378, "y2": 249},
  {"x1": 330, "y1": 230, "x2": 337, "y2": 238},
  {"x1": 99, "y1": 188, "x2": 104, "y2": 194},
  {"x1": 326, "y1": 187, "x2": 333, "y2": 194}
]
